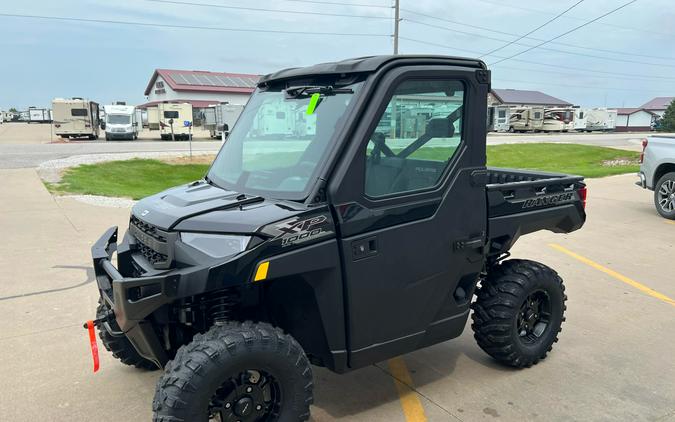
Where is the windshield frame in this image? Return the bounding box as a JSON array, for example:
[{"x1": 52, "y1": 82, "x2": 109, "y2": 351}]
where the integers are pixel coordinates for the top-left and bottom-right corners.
[{"x1": 206, "y1": 77, "x2": 366, "y2": 202}]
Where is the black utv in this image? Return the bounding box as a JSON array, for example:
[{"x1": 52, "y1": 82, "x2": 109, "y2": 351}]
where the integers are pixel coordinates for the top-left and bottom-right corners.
[{"x1": 90, "y1": 55, "x2": 587, "y2": 421}]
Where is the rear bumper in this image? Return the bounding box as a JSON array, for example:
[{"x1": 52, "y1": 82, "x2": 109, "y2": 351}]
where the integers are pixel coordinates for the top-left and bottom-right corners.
[
  {"x1": 92, "y1": 227, "x2": 189, "y2": 367},
  {"x1": 636, "y1": 172, "x2": 647, "y2": 189}
]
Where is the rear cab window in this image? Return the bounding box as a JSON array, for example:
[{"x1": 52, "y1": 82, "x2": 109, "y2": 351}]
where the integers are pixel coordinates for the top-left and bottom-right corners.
[{"x1": 71, "y1": 108, "x2": 88, "y2": 116}]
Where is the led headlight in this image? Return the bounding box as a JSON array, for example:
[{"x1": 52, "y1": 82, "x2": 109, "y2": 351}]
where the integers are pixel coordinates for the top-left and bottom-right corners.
[{"x1": 180, "y1": 233, "x2": 250, "y2": 258}]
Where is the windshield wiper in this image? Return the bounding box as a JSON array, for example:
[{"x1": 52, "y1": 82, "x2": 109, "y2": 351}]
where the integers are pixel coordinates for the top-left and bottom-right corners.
[{"x1": 285, "y1": 85, "x2": 353, "y2": 99}]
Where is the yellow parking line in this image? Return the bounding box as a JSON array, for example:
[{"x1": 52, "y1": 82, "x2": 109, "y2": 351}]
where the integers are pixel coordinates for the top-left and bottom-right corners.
[
  {"x1": 387, "y1": 357, "x2": 428, "y2": 422},
  {"x1": 549, "y1": 243, "x2": 675, "y2": 307},
  {"x1": 665, "y1": 220, "x2": 675, "y2": 226}
]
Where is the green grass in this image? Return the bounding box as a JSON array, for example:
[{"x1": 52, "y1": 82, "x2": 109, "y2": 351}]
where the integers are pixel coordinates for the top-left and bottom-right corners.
[
  {"x1": 52, "y1": 144, "x2": 639, "y2": 199},
  {"x1": 54, "y1": 159, "x2": 209, "y2": 199}
]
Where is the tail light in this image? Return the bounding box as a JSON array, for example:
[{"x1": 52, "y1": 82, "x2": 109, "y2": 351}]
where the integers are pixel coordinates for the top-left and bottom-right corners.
[
  {"x1": 640, "y1": 138, "x2": 648, "y2": 163},
  {"x1": 578, "y1": 186, "x2": 587, "y2": 209}
]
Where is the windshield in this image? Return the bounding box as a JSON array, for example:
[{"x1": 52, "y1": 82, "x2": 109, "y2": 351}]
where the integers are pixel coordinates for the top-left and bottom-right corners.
[
  {"x1": 107, "y1": 114, "x2": 131, "y2": 125},
  {"x1": 208, "y1": 81, "x2": 363, "y2": 200}
]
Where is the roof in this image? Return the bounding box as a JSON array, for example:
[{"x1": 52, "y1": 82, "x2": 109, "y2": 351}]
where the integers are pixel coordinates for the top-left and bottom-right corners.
[
  {"x1": 615, "y1": 108, "x2": 658, "y2": 116},
  {"x1": 640, "y1": 96, "x2": 674, "y2": 110},
  {"x1": 491, "y1": 89, "x2": 572, "y2": 106},
  {"x1": 144, "y1": 69, "x2": 260, "y2": 96},
  {"x1": 137, "y1": 99, "x2": 221, "y2": 109},
  {"x1": 259, "y1": 55, "x2": 487, "y2": 84}
]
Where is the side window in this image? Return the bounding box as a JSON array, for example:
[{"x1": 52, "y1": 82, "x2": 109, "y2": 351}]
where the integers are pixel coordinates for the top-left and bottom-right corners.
[
  {"x1": 498, "y1": 110, "x2": 506, "y2": 118},
  {"x1": 365, "y1": 79, "x2": 464, "y2": 198},
  {"x1": 534, "y1": 111, "x2": 542, "y2": 119},
  {"x1": 71, "y1": 108, "x2": 88, "y2": 116}
]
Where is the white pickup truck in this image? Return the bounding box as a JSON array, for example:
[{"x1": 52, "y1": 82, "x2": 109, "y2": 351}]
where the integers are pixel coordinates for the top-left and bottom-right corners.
[{"x1": 637, "y1": 135, "x2": 675, "y2": 219}]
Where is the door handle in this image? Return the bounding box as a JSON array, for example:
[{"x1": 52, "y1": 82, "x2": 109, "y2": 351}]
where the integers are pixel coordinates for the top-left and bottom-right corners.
[
  {"x1": 352, "y1": 236, "x2": 377, "y2": 260},
  {"x1": 454, "y1": 233, "x2": 485, "y2": 251}
]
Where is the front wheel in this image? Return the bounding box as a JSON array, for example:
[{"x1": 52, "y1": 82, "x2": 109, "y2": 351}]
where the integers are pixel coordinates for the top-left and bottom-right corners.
[
  {"x1": 153, "y1": 321, "x2": 313, "y2": 422},
  {"x1": 471, "y1": 259, "x2": 566, "y2": 368},
  {"x1": 654, "y1": 172, "x2": 675, "y2": 219}
]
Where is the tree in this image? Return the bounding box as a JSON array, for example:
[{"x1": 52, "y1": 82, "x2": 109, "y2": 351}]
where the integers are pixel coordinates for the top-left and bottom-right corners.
[
  {"x1": 9, "y1": 107, "x2": 17, "y2": 113},
  {"x1": 659, "y1": 99, "x2": 675, "y2": 132}
]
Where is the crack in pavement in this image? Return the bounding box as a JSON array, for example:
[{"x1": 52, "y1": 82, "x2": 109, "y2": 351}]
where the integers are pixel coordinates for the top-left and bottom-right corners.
[{"x1": 0, "y1": 265, "x2": 94, "y2": 301}]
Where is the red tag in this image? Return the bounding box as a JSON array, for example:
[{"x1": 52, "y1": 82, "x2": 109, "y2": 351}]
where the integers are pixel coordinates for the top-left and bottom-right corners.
[{"x1": 86, "y1": 320, "x2": 100, "y2": 373}]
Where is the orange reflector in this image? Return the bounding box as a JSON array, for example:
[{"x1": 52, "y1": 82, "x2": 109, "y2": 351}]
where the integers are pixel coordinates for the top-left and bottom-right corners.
[{"x1": 253, "y1": 261, "x2": 269, "y2": 282}]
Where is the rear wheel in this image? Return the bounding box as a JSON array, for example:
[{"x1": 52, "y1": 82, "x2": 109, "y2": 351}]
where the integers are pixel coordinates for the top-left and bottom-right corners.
[
  {"x1": 96, "y1": 301, "x2": 158, "y2": 370},
  {"x1": 654, "y1": 172, "x2": 675, "y2": 219},
  {"x1": 471, "y1": 259, "x2": 566, "y2": 368},
  {"x1": 153, "y1": 321, "x2": 313, "y2": 422}
]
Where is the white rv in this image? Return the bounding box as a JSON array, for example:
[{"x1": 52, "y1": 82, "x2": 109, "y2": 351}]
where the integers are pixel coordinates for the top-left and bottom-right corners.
[
  {"x1": 586, "y1": 108, "x2": 617, "y2": 132},
  {"x1": 52, "y1": 98, "x2": 101, "y2": 139},
  {"x1": 28, "y1": 107, "x2": 51, "y2": 123},
  {"x1": 147, "y1": 107, "x2": 160, "y2": 130},
  {"x1": 158, "y1": 102, "x2": 193, "y2": 140},
  {"x1": 216, "y1": 103, "x2": 244, "y2": 138},
  {"x1": 487, "y1": 105, "x2": 511, "y2": 132},
  {"x1": 542, "y1": 108, "x2": 574, "y2": 132},
  {"x1": 103, "y1": 104, "x2": 139, "y2": 140},
  {"x1": 573, "y1": 109, "x2": 588, "y2": 131}
]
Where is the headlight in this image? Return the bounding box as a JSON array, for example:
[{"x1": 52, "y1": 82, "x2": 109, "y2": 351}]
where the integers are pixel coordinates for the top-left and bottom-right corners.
[{"x1": 180, "y1": 233, "x2": 250, "y2": 258}]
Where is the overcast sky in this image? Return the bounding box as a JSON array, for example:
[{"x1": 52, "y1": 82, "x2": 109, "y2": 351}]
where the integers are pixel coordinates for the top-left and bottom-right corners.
[{"x1": 1, "y1": 0, "x2": 674, "y2": 110}]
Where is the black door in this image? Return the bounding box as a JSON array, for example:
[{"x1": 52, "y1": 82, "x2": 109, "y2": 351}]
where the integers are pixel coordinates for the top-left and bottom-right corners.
[{"x1": 328, "y1": 66, "x2": 489, "y2": 368}]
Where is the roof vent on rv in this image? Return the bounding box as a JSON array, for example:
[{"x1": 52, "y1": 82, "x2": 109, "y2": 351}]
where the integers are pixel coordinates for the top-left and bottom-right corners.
[{"x1": 72, "y1": 97, "x2": 83, "y2": 100}]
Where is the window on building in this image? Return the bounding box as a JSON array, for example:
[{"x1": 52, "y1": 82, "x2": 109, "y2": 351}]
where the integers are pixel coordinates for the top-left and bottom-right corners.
[
  {"x1": 71, "y1": 108, "x2": 88, "y2": 116},
  {"x1": 156, "y1": 81, "x2": 164, "y2": 88},
  {"x1": 364, "y1": 79, "x2": 464, "y2": 198},
  {"x1": 164, "y1": 111, "x2": 179, "y2": 119}
]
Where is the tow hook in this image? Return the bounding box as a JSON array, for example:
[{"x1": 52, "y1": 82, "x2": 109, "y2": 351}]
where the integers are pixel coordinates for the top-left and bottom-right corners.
[{"x1": 82, "y1": 314, "x2": 108, "y2": 330}]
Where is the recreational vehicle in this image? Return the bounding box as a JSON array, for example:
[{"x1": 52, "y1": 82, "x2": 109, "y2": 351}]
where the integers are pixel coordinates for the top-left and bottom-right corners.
[
  {"x1": 102, "y1": 104, "x2": 139, "y2": 140},
  {"x1": 487, "y1": 105, "x2": 510, "y2": 132},
  {"x1": 28, "y1": 107, "x2": 51, "y2": 123},
  {"x1": 509, "y1": 107, "x2": 544, "y2": 132},
  {"x1": 158, "y1": 102, "x2": 193, "y2": 140},
  {"x1": 214, "y1": 103, "x2": 244, "y2": 138},
  {"x1": 574, "y1": 108, "x2": 588, "y2": 131},
  {"x1": 584, "y1": 108, "x2": 617, "y2": 132},
  {"x1": 542, "y1": 108, "x2": 574, "y2": 132},
  {"x1": 52, "y1": 98, "x2": 101, "y2": 139},
  {"x1": 147, "y1": 107, "x2": 159, "y2": 130}
]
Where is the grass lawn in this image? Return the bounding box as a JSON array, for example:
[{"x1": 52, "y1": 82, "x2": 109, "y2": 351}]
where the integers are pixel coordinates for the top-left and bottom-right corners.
[{"x1": 51, "y1": 144, "x2": 639, "y2": 199}]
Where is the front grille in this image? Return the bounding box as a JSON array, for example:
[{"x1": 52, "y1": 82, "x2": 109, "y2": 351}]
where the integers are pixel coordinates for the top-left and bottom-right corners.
[{"x1": 129, "y1": 215, "x2": 172, "y2": 268}]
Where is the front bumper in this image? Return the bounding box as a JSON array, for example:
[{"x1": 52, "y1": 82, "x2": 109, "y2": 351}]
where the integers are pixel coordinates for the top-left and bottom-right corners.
[
  {"x1": 105, "y1": 131, "x2": 134, "y2": 139},
  {"x1": 92, "y1": 226, "x2": 206, "y2": 367}
]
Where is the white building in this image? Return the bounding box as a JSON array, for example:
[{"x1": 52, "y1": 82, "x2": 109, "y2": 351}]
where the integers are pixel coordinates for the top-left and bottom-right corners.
[
  {"x1": 141, "y1": 69, "x2": 260, "y2": 110},
  {"x1": 615, "y1": 108, "x2": 658, "y2": 132}
]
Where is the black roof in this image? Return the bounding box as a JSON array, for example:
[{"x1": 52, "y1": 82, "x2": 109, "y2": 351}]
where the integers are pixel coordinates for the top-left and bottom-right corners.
[{"x1": 258, "y1": 55, "x2": 487, "y2": 85}]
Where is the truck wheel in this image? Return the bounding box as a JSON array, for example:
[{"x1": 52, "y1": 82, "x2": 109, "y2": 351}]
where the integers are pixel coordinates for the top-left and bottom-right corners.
[
  {"x1": 471, "y1": 259, "x2": 566, "y2": 368},
  {"x1": 654, "y1": 172, "x2": 675, "y2": 219},
  {"x1": 96, "y1": 301, "x2": 158, "y2": 370},
  {"x1": 153, "y1": 321, "x2": 313, "y2": 422}
]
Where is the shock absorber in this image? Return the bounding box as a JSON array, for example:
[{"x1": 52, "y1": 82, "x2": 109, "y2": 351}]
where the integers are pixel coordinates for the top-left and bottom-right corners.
[{"x1": 207, "y1": 289, "x2": 239, "y2": 326}]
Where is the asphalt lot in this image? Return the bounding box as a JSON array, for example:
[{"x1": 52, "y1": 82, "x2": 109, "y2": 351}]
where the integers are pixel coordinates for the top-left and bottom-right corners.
[{"x1": 0, "y1": 124, "x2": 673, "y2": 421}]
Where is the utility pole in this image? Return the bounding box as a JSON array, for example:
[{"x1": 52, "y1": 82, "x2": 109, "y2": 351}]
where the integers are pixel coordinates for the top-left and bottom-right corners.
[{"x1": 393, "y1": 0, "x2": 400, "y2": 54}]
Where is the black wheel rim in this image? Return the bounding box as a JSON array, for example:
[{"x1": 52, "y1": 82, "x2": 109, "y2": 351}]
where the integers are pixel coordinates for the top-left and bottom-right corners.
[
  {"x1": 209, "y1": 369, "x2": 282, "y2": 422},
  {"x1": 657, "y1": 179, "x2": 675, "y2": 213},
  {"x1": 516, "y1": 290, "x2": 552, "y2": 344}
]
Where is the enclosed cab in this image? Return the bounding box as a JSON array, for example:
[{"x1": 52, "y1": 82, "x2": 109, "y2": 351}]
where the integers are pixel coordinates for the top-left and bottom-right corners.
[
  {"x1": 89, "y1": 55, "x2": 587, "y2": 421},
  {"x1": 158, "y1": 102, "x2": 192, "y2": 140},
  {"x1": 52, "y1": 98, "x2": 100, "y2": 140},
  {"x1": 102, "y1": 105, "x2": 139, "y2": 141}
]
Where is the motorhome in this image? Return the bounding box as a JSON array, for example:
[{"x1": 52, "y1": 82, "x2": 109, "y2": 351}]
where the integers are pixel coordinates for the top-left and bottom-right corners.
[
  {"x1": 102, "y1": 104, "x2": 139, "y2": 140},
  {"x1": 27, "y1": 107, "x2": 51, "y2": 123},
  {"x1": 573, "y1": 108, "x2": 588, "y2": 131},
  {"x1": 543, "y1": 108, "x2": 574, "y2": 132},
  {"x1": 487, "y1": 105, "x2": 510, "y2": 132},
  {"x1": 509, "y1": 106, "x2": 544, "y2": 132},
  {"x1": 584, "y1": 108, "x2": 617, "y2": 132},
  {"x1": 52, "y1": 98, "x2": 101, "y2": 139},
  {"x1": 158, "y1": 102, "x2": 193, "y2": 140},
  {"x1": 214, "y1": 103, "x2": 245, "y2": 138}
]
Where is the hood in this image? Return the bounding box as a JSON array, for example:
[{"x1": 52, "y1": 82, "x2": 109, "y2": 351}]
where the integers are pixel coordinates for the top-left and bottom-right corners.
[{"x1": 132, "y1": 181, "x2": 306, "y2": 234}]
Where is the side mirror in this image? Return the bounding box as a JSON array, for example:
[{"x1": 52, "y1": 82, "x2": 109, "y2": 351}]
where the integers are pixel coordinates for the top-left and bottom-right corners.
[{"x1": 100, "y1": 122, "x2": 106, "y2": 130}]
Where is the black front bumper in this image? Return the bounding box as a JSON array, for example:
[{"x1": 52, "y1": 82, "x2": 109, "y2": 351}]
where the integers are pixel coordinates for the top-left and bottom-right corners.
[{"x1": 92, "y1": 226, "x2": 185, "y2": 367}]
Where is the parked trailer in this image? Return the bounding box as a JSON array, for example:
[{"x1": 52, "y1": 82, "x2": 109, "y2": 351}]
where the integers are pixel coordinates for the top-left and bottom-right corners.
[
  {"x1": 52, "y1": 98, "x2": 100, "y2": 140},
  {"x1": 158, "y1": 102, "x2": 193, "y2": 140},
  {"x1": 543, "y1": 108, "x2": 574, "y2": 132},
  {"x1": 586, "y1": 108, "x2": 617, "y2": 132},
  {"x1": 28, "y1": 107, "x2": 51, "y2": 123},
  {"x1": 103, "y1": 104, "x2": 139, "y2": 141},
  {"x1": 147, "y1": 106, "x2": 159, "y2": 130},
  {"x1": 135, "y1": 108, "x2": 144, "y2": 131},
  {"x1": 201, "y1": 105, "x2": 217, "y2": 136},
  {"x1": 214, "y1": 103, "x2": 244, "y2": 138},
  {"x1": 509, "y1": 106, "x2": 544, "y2": 132},
  {"x1": 487, "y1": 105, "x2": 510, "y2": 132}
]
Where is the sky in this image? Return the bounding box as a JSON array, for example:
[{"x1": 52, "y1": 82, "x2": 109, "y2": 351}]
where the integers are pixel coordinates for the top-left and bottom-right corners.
[{"x1": 1, "y1": 0, "x2": 674, "y2": 110}]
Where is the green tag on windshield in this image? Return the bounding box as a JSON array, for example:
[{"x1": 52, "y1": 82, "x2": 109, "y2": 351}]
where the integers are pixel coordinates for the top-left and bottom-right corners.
[{"x1": 306, "y1": 93, "x2": 321, "y2": 115}]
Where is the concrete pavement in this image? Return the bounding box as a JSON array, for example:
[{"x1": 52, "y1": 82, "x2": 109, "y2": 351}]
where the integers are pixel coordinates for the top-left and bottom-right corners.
[{"x1": 0, "y1": 165, "x2": 673, "y2": 421}]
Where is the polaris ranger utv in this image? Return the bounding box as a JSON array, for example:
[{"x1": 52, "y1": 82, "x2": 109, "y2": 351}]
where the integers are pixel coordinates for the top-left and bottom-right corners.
[{"x1": 89, "y1": 55, "x2": 587, "y2": 421}]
